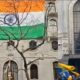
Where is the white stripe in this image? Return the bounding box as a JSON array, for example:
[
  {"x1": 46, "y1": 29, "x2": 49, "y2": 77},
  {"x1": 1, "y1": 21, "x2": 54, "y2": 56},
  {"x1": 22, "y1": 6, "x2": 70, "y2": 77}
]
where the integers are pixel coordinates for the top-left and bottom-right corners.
[{"x1": 0, "y1": 12, "x2": 44, "y2": 26}]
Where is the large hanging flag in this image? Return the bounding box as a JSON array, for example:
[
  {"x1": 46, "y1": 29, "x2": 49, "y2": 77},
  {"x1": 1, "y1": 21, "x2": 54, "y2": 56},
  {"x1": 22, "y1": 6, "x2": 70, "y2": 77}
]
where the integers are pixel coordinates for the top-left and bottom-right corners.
[
  {"x1": 0, "y1": 0, "x2": 45, "y2": 40},
  {"x1": 55, "y1": 67, "x2": 71, "y2": 80}
]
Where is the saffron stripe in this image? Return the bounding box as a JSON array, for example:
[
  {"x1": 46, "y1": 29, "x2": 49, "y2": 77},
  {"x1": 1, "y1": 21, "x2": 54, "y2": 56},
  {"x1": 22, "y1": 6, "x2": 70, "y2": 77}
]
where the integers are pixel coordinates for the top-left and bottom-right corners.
[{"x1": 0, "y1": 0, "x2": 45, "y2": 13}]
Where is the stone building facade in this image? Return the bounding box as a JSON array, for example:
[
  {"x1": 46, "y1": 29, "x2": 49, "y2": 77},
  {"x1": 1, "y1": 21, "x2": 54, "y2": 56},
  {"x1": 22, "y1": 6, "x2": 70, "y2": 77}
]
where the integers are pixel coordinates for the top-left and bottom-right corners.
[{"x1": 0, "y1": 0, "x2": 80, "y2": 80}]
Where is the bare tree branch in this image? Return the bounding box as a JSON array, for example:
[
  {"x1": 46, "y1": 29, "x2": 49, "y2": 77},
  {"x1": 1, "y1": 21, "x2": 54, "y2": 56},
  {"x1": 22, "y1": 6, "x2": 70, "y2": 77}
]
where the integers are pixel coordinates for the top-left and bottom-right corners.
[
  {"x1": 0, "y1": 27, "x2": 11, "y2": 40},
  {"x1": 10, "y1": 43, "x2": 30, "y2": 80},
  {"x1": 27, "y1": 57, "x2": 41, "y2": 65},
  {"x1": 0, "y1": 1, "x2": 45, "y2": 80},
  {"x1": 23, "y1": 39, "x2": 45, "y2": 53},
  {"x1": 19, "y1": 0, "x2": 32, "y2": 24},
  {"x1": 15, "y1": 40, "x2": 20, "y2": 48}
]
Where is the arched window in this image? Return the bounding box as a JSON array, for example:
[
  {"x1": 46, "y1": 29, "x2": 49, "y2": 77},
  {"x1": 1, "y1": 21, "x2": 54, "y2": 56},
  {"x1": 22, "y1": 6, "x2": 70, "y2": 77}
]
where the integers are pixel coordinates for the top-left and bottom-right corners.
[
  {"x1": 3, "y1": 60, "x2": 18, "y2": 80},
  {"x1": 30, "y1": 64, "x2": 38, "y2": 79},
  {"x1": 73, "y1": 0, "x2": 80, "y2": 53}
]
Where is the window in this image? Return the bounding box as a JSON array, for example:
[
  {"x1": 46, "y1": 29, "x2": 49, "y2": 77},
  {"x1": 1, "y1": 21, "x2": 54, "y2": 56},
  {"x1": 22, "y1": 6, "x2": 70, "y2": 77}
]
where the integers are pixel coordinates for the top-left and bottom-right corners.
[
  {"x1": 30, "y1": 64, "x2": 38, "y2": 79},
  {"x1": 73, "y1": 0, "x2": 80, "y2": 53},
  {"x1": 3, "y1": 60, "x2": 18, "y2": 80}
]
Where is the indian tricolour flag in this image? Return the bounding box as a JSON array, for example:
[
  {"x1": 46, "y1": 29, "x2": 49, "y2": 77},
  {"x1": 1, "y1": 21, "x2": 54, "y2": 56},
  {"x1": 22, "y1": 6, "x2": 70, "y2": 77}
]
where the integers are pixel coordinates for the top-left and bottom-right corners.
[{"x1": 0, "y1": 0, "x2": 45, "y2": 40}]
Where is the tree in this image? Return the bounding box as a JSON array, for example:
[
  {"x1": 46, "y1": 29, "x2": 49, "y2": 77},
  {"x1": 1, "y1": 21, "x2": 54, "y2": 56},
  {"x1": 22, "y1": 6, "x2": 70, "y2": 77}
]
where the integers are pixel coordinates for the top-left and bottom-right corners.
[{"x1": 0, "y1": 0, "x2": 45, "y2": 80}]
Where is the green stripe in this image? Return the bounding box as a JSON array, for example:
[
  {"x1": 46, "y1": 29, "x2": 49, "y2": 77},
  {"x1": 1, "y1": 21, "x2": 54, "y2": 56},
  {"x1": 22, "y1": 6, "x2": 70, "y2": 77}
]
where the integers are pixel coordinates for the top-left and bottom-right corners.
[{"x1": 0, "y1": 23, "x2": 45, "y2": 40}]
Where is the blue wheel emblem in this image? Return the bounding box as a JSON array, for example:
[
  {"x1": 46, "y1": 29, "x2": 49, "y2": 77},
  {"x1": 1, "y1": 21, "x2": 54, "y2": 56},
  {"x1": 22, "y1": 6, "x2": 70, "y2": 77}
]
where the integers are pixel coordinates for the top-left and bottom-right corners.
[{"x1": 4, "y1": 14, "x2": 17, "y2": 26}]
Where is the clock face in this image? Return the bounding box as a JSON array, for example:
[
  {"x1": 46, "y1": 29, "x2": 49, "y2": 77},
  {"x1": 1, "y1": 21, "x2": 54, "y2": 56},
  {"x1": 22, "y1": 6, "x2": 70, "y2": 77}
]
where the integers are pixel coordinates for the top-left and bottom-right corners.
[{"x1": 4, "y1": 14, "x2": 17, "y2": 26}]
